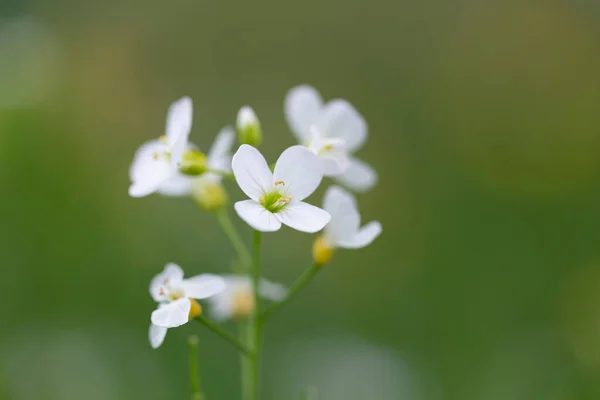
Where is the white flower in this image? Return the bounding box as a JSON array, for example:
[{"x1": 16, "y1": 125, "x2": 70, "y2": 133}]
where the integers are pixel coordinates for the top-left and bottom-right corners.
[
  {"x1": 232, "y1": 145, "x2": 331, "y2": 233},
  {"x1": 285, "y1": 85, "x2": 377, "y2": 192},
  {"x1": 129, "y1": 96, "x2": 194, "y2": 198},
  {"x1": 208, "y1": 275, "x2": 287, "y2": 321},
  {"x1": 313, "y1": 186, "x2": 381, "y2": 264},
  {"x1": 236, "y1": 106, "x2": 263, "y2": 147},
  {"x1": 148, "y1": 263, "x2": 226, "y2": 349}
]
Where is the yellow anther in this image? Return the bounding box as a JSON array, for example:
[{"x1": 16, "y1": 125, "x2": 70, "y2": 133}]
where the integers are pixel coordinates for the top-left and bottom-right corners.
[
  {"x1": 153, "y1": 152, "x2": 160, "y2": 160},
  {"x1": 188, "y1": 299, "x2": 202, "y2": 319},
  {"x1": 259, "y1": 196, "x2": 265, "y2": 203},
  {"x1": 159, "y1": 135, "x2": 168, "y2": 144},
  {"x1": 322, "y1": 144, "x2": 333, "y2": 152},
  {"x1": 232, "y1": 290, "x2": 255, "y2": 319},
  {"x1": 312, "y1": 235, "x2": 334, "y2": 266},
  {"x1": 274, "y1": 180, "x2": 285, "y2": 186}
]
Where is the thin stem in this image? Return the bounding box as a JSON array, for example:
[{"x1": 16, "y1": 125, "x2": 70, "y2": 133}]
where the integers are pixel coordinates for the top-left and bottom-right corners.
[
  {"x1": 243, "y1": 230, "x2": 262, "y2": 400},
  {"x1": 207, "y1": 168, "x2": 235, "y2": 181},
  {"x1": 240, "y1": 318, "x2": 254, "y2": 400},
  {"x1": 194, "y1": 315, "x2": 253, "y2": 356},
  {"x1": 216, "y1": 209, "x2": 251, "y2": 271},
  {"x1": 188, "y1": 335, "x2": 205, "y2": 400},
  {"x1": 262, "y1": 263, "x2": 320, "y2": 319}
]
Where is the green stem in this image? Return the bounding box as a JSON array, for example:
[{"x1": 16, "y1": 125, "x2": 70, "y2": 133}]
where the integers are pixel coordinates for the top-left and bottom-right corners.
[
  {"x1": 188, "y1": 335, "x2": 205, "y2": 400},
  {"x1": 243, "y1": 230, "x2": 263, "y2": 400},
  {"x1": 194, "y1": 315, "x2": 253, "y2": 356},
  {"x1": 207, "y1": 168, "x2": 235, "y2": 181},
  {"x1": 262, "y1": 263, "x2": 320, "y2": 319},
  {"x1": 216, "y1": 209, "x2": 251, "y2": 271}
]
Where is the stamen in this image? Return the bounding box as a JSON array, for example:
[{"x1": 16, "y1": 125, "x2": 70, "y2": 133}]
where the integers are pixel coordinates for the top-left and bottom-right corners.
[
  {"x1": 153, "y1": 152, "x2": 160, "y2": 160},
  {"x1": 274, "y1": 180, "x2": 285, "y2": 186},
  {"x1": 322, "y1": 144, "x2": 333, "y2": 152},
  {"x1": 163, "y1": 279, "x2": 169, "y2": 285},
  {"x1": 160, "y1": 135, "x2": 168, "y2": 144}
]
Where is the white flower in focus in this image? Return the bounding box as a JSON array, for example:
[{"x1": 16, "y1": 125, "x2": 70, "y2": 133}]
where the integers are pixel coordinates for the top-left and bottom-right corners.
[
  {"x1": 148, "y1": 263, "x2": 226, "y2": 349},
  {"x1": 208, "y1": 275, "x2": 287, "y2": 321},
  {"x1": 232, "y1": 144, "x2": 331, "y2": 233},
  {"x1": 129, "y1": 97, "x2": 194, "y2": 197},
  {"x1": 313, "y1": 186, "x2": 381, "y2": 264},
  {"x1": 285, "y1": 85, "x2": 377, "y2": 192}
]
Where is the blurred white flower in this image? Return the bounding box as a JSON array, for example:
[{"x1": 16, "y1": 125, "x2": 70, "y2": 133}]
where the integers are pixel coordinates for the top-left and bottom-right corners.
[
  {"x1": 285, "y1": 85, "x2": 377, "y2": 192},
  {"x1": 149, "y1": 263, "x2": 225, "y2": 349},
  {"x1": 232, "y1": 144, "x2": 331, "y2": 233},
  {"x1": 129, "y1": 97, "x2": 193, "y2": 198},
  {"x1": 208, "y1": 275, "x2": 287, "y2": 320},
  {"x1": 313, "y1": 185, "x2": 382, "y2": 264}
]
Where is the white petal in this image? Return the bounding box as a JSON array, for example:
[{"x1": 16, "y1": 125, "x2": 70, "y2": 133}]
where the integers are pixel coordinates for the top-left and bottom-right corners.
[
  {"x1": 322, "y1": 185, "x2": 360, "y2": 243},
  {"x1": 149, "y1": 324, "x2": 168, "y2": 349},
  {"x1": 165, "y1": 97, "x2": 193, "y2": 166},
  {"x1": 149, "y1": 263, "x2": 185, "y2": 302},
  {"x1": 234, "y1": 200, "x2": 282, "y2": 232},
  {"x1": 337, "y1": 221, "x2": 382, "y2": 249},
  {"x1": 273, "y1": 146, "x2": 323, "y2": 201},
  {"x1": 315, "y1": 99, "x2": 367, "y2": 152},
  {"x1": 129, "y1": 140, "x2": 168, "y2": 181},
  {"x1": 183, "y1": 274, "x2": 226, "y2": 299},
  {"x1": 334, "y1": 157, "x2": 378, "y2": 192},
  {"x1": 157, "y1": 173, "x2": 194, "y2": 197},
  {"x1": 285, "y1": 85, "x2": 323, "y2": 143},
  {"x1": 151, "y1": 298, "x2": 191, "y2": 328},
  {"x1": 259, "y1": 279, "x2": 288, "y2": 301},
  {"x1": 276, "y1": 201, "x2": 331, "y2": 233},
  {"x1": 321, "y1": 151, "x2": 351, "y2": 176},
  {"x1": 128, "y1": 160, "x2": 172, "y2": 198},
  {"x1": 207, "y1": 126, "x2": 235, "y2": 172},
  {"x1": 232, "y1": 145, "x2": 273, "y2": 201}
]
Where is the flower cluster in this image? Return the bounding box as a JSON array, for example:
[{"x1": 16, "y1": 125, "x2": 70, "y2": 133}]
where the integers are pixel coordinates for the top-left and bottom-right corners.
[{"x1": 129, "y1": 85, "x2": 382, "y2": 398}]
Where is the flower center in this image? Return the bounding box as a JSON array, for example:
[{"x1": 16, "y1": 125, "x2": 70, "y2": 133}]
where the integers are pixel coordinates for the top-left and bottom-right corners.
[
  {"x1": 158, "y1": 279, "x2": 185, "y2": 301},
  {"x1": 259, "y1": 181, "x2": 291, "y2": 213}
]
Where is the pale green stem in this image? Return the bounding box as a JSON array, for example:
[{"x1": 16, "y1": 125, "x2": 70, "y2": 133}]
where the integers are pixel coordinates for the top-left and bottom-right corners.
[
  {"x1": 262, "y1": 263, "x2": 320, "y2": 319},
  {"x1": 216, "y1": 209, "x2": 251, "y2": 271},
  {"x1": 207, "y1": 168, "x2": 235, "y2": 181},
  {"x1": 194, "y1": 315, "x2": 253, "y2": 356},
  {"x1": 188, "y1": 335, "x2": 205, "y2": 400},
  {"x1": 242, "y1": 230, "x2": 263, "y2": 400}
]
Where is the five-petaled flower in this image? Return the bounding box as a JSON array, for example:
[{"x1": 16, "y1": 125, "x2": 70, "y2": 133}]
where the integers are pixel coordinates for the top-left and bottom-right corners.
[
  {"x1": 285, "y1": 85, "x2": 377, "y2": 192},
  {"x1": 208, "y1": 275, "x2": 287, "y2": 321},
  {"x1": 313, "y1": 186, "x2": 382, "y2": 265},
  {"x1": 129, "y1": 97, "x2": 194, "y2": 198},
  {"x1": 149, "y1": 263, "x2": 226, "y2": 349},
  {"x1": 232, "y1": 144, "x2": 331, "y2": 233}
]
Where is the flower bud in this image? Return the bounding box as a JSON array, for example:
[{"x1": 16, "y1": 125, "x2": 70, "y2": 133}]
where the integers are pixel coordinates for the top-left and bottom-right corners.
[
  {"x1": 236, "y1": 106, "x2": 262, "y2": 147},
  {"x1": 192, "y1": 179, "x2": 228, "y2": 212},
  {"x1": 312, "y1": 235, "x2": 334, "y2": 266},
  {"x1": 188, "y1": 299, "x2": 202, "y2": 319},
  {"x1": 179, "y1": 149, "x2": 207, "y2": 176}
]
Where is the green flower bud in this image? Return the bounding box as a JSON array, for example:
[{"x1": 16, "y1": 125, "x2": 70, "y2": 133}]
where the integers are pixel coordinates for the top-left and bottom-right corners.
[
  {"x1": 179, "y1": 150, "x2": 207, "y2": 176},
  {"x1": 192, "y1": 179, "x2": 228, "y2": 212},
  {"x1": 236, "y1": 106, "x2": 262, "y2": 147}
]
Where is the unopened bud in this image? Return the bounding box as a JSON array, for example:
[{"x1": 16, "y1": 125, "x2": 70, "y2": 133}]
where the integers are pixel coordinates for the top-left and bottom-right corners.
[
  {"x1": 188, "y1": 299, "x2": 202, "y2": 319},
  {"x1": 236, "y1": 106, "x2": 262, "y2": 147},
  {"x1": 192, "y1": 179, "x2": 228, "y2": 212},
  {"x1": 179, "y1": 150, "x2": 207, "y2": 176},
  {"x1": 312, "y1": 235, "x2": 334, "y2": 266}
]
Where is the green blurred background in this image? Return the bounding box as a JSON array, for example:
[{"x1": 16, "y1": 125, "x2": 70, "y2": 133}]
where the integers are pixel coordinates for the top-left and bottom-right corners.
[{"x1": 2, "y1": 0, "x2": 600, "y2": 398}]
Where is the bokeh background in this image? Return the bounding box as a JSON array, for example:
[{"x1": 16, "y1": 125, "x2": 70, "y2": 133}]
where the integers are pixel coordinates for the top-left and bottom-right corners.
[{"x1": 2, "y1": 0, "x2": 600, "y2": 398}]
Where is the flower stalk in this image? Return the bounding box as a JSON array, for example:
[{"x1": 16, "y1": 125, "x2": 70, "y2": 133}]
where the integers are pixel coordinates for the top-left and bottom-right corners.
[
  {"x1": 188, "y1": 335, "x2": 205, "y2": 400},
  {"x1": 262, "y1": 263, "x2": 320, "y2": 319},
  {"x1": 216, "y1": 209, "x2": 251, "y2": 271},
  {"x1": 194, "y1": 315, "x2": 254, "y2": 356}
]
